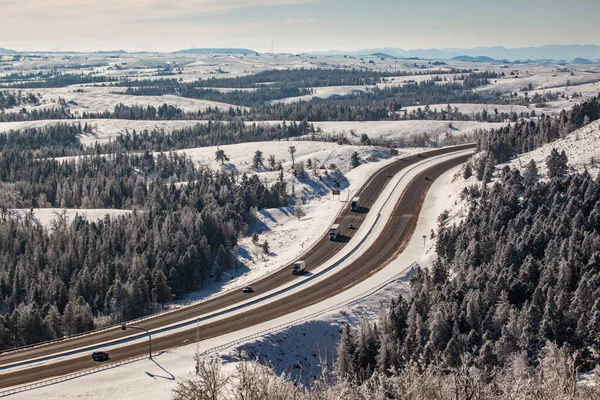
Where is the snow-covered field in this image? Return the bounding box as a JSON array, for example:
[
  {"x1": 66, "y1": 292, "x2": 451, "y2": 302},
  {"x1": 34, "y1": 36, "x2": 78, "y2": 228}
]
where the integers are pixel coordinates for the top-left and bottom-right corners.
[
  {"x1": 7, "y1": 208, "x2": 132, "y2": 229},
  {"x1": 0, "y1": 119, "x2": 501, "y2": 149},
  {"x1": 4, "y1": 148, "x2": 470, "y2": 400},
  {"x1": 502, "y1": 119, "x2": 600, "y2": 177},
  {"x1": 8, "y1": 86, "x2": 244, "y2": 115},
  {"x1": 477, "y1": 71, "x2": 600, "y2": 94},
  {"x1": 311, "y1": 120, "x2": 505, "y2": 142}
]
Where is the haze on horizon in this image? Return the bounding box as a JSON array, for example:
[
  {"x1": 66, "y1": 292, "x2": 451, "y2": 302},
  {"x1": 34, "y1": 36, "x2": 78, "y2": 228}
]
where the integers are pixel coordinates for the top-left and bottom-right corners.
[{"x1": 1, "y1": 0, "x2": 599, "y2": 53}]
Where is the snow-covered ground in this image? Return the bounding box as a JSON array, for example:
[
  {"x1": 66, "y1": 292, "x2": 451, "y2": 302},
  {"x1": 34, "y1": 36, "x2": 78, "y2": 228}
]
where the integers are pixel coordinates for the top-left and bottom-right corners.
[
  {"x1": 502, "y1": 119, "x2": 600, "y2": 177},
  {"x1": 3, "y1": 147, "x2": 471, "y2": 400},
  {"x1": 8, "y1": 208, "x2": 132, "y2": 229},
  {"x1": 0, "y1": 118, "x2": 502, "y2": 148},
  {"x1": 5, "y1": 86, "x2": 244, "y2": 115},
  {"x1": 430, "y1": 118, "x2": 600, "y2": 235},
  {"x1": 477, "y1": 71, "x2": 600, "y2": 94},
  {"x1": 311, "y1": 120, "x2": 505, "y2": 142}
]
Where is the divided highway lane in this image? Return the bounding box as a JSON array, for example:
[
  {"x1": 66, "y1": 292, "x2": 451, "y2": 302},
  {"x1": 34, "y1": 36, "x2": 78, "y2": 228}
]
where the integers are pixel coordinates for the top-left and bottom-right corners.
[
  {"x1": 0, "y1": 150, "x2": 473, "y2": 389},
  {"x1": 0, "y1": 145, "x2": 474, "y2": 372}
]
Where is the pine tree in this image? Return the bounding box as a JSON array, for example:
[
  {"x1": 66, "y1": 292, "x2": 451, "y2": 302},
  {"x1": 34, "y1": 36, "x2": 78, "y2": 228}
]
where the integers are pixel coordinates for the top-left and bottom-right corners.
[
  {"x1": 336, "y1": 323, "x2": 356, "y2": 380},
  {"x1": 216, "y1": 245, "x2": 229, "y2": 281},
  {"x1": 523, "y1": 159, "x2": 539, "y2": 187},
  {"x1": 215, "y1": 148, "x2": 229, "y2": 165},
  {"x1": 350, "y1": 151, "x2": 361, "y2": 168},
  {"x1": 152, "y1": 270, "x2": 172, "y2": 306},
  {"x1": 252, "y1": 150, "x2": 264, "y2": 170},
  {"x1": 546, "y1": 148, "x2": 568, "y2": 178},
  {"x1": 463, "y1": 163, "x2": 473, "y2": 179}
]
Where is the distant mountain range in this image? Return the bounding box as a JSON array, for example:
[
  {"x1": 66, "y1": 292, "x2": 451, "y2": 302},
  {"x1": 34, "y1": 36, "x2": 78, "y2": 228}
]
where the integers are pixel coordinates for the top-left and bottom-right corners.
[
  {"x1": 173, "y1": 48, "x2": 258, "y2": 55},
  {"x1": 1, "y1": 45, "x2": 599, "y2": 62},
  {"x1": 307, "y1": 45, "x2": 600, "y2": 62}
]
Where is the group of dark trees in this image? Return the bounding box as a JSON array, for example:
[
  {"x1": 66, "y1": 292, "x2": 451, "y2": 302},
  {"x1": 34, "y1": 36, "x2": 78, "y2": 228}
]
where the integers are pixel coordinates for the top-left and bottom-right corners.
[
  {"x1": 0, "y1": 91, "x2": 40, "y2": 111},
  {"x1": 0, "y1": 123, "x2": 83, "y2": 157},
  {"x1": 113, "y1": 120, "x2": 314, "y2": 152},
  {"x1": 124, "y1": 86, "x2": 312, "y2": 107},
  {"x1": 4, "y1": 73, "x2": 116, "y2": 89},
  {"x1": 118, "y1": 68, "x2": 472, "y2": 90},
  {"x1": 337, "y1": 165, "x2": 600, "y2": 383},
  {"x1": 0, "y1": 149, "x2": 289, "y2": 350}
]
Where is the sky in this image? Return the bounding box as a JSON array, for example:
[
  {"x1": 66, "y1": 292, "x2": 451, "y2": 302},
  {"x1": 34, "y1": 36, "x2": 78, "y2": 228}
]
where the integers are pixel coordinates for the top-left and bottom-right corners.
[{"x1": 1, "y1": 0, "x2": 600, "y2": 53}]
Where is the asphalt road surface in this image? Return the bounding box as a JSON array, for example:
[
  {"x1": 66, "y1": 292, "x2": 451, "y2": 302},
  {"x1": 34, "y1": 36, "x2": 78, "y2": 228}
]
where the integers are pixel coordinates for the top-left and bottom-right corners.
[{"x1": 0, "y1": 145, "x2": 474, "y2": 388}]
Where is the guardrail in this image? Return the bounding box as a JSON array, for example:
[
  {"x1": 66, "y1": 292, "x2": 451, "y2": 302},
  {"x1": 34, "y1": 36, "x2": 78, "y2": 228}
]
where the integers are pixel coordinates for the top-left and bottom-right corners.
[{"x1": 0, "y1": 262, "x2": 419, "y2": 398}]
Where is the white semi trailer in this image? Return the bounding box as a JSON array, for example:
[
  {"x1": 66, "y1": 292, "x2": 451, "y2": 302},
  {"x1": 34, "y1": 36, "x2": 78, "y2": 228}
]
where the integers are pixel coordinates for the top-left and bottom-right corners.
[
  {"x1": 329, "y1": 224, "x2": 340, "y2": 241},
  {"x1": 292, "y1": 261, "x2": 306, "y2": 275}
]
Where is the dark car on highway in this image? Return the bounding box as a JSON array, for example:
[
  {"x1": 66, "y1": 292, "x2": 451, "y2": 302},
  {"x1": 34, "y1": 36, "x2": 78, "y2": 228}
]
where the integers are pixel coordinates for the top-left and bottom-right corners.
[
  {"x1": 92, "y1": 351, "x2": 109, "y2": 362},
  {"x1": 242, "y1": 286, "x2": 254, "y2": 293}
]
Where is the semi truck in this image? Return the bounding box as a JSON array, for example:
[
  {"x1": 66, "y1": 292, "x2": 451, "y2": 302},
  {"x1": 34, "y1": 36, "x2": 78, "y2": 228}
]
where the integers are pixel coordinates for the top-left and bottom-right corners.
[
  {"x1": 351, "y1": 197, "x2": 360, "y2": 212},
  {"x1": 292, "y1": 261, "x2": 306, "y2": 275},
  {"x1": 329, "y1": 224, "x2": 340, "y2": 241}
]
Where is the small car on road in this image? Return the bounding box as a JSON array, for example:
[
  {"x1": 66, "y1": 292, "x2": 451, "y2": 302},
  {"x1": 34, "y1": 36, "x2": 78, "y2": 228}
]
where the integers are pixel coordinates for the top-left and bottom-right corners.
[
  {"x1": 92, "y1": 351, "x2": 109, "y2": 362},
  {"x1": 349, "y1": 223, "x2": 356, "y2": 229},
  {"x1": 386, "y1": 173, "x2": 393, "y2": 178},
  {"x1": 242, "y1": 286, "x2": 254, "y2": 293}
]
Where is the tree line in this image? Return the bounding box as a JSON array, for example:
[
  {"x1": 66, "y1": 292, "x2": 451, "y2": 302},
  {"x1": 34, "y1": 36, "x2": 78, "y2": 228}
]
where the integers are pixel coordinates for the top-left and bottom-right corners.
[
  {"x1": 117, "y1": 68, "x2": 473, "y2": 89},
  {"x1": 0, "y1": 152, "x2": 289, "y2": 350},
  {"x1": 477, "y1": 95, "x2": 600, "y2": 163}
]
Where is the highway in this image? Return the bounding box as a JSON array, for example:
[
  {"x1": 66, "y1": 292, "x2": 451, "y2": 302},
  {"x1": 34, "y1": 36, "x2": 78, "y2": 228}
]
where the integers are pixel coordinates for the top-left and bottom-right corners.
[{"x1": 0, "y1": 144, "x2": 474, "y2": 389}]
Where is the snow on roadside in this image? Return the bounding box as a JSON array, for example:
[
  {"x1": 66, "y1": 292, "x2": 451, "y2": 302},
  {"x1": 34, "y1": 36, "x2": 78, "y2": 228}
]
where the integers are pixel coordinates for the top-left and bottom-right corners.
[{"x1": 171, "y1": 140, "x2": 427, "y2": 305}]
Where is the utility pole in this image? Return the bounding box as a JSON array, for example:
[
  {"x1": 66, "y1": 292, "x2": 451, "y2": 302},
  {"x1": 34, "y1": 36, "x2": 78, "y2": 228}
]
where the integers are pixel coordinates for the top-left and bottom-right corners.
[{"x1": 122, "y1": 324, "x2": 152, "y2": 359}]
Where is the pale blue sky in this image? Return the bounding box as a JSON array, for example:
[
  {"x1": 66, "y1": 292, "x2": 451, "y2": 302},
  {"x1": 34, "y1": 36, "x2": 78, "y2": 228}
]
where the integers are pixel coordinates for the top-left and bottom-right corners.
[{"x1": 1, "y1": 0, "x2": 599, "y2": 52}]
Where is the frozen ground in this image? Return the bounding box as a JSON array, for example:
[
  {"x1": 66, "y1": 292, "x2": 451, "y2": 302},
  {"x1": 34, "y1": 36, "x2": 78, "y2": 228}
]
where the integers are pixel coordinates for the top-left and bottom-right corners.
[
  {"x1": 7, "y1": 208, "x2": 132, "y2": 229},
  {"x1": 5, "y1": 86, "x2": 245, "y2": 115},
  {"x1": 311, "y1": 120, "x2": 505, "y2": 142},
  {"x1": 0, "y1": 118, "x2": 502, "y2": 148},
  {"x1": 434, "y1": 118, "x2": 600, "y2": 234},
  {"x1": 477, "y1": 70, "x2": 600, "y2": 94},
  {"x1": 501, "y1": 119, "x2": 600, "y2": 178},
  {"x1": 4, "y1": 147, "x2": 470, "y2": 400}
]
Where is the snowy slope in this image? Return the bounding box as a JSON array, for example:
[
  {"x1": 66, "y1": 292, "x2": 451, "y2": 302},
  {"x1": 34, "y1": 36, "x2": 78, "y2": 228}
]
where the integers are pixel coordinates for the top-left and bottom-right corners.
[
  {"x1": 503, "y1": 119, "x2": 600, "y2": 177},
  {"x1": 26, "y1": 86, "x2": 245, "y2": 114}
]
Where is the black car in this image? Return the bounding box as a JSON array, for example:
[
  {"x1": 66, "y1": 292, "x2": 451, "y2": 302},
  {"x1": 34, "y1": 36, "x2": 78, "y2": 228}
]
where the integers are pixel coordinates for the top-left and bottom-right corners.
[
  {"x1": 242, "y1": 286, "x2": 254, "y2": 293},
  {"x1": 386, "y1": 173, "x2": 393, "y2": 178},
  {"x1": 349, "y1": 223, "x2": 356, "y2": 229},
  {"x1": 92, "y1": 351, "x2": 110, "y2": 362}
]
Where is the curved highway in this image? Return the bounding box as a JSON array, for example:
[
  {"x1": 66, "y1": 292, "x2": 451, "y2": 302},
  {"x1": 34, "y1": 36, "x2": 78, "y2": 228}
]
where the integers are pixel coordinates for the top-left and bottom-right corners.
[{"x1": 0, "y1": 145, "x2": 473, "y2": 388}]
